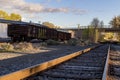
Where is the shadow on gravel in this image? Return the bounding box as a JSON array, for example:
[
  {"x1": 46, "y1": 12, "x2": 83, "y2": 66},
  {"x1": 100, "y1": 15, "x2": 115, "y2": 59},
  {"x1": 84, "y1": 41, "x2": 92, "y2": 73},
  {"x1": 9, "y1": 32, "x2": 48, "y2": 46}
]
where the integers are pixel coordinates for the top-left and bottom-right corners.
[
  {"x1": 0, "y1": 49, "x2": 60, "y2": 76},
  {"x1": 111, "y1": 44, "x2": 120, "y2": 52},
  {"x1": 108, "y1": 45, "x2": 120, "y2": 78},
  {"x1": 108, "y1": 64, "x2": 120, "y2": 77},
  {"x1": 0, "y1": 50, "x2": 54, "y2": 62}
]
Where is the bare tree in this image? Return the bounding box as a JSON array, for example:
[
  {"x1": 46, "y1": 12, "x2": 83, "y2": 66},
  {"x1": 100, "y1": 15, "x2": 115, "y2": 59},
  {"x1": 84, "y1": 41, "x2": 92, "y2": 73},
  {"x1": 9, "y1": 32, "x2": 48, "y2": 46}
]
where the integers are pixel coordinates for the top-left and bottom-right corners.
[
  {"x1": 100, "y1": 21, "x2": 104, "y2": 28},
  {"x1": 110, "y1": 16, "x2": 120, "y2": 41},
  {"x1": 90, "y1": 18, "x2": 100, "y2": 43},
  {"x1": 91, "y1": 18, "x2": 100, "y2": 28}
]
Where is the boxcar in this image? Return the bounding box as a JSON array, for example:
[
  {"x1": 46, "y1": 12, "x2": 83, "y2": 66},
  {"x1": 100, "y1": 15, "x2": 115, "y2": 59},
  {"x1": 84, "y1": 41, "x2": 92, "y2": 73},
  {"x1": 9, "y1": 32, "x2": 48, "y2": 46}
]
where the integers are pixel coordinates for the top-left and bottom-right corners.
[
  {"x1": 8, "y1": 23, "x2": 71, "y2": 42},
  {"x1": 57, "y1": 31, "x2": 71, "y2": 41}
]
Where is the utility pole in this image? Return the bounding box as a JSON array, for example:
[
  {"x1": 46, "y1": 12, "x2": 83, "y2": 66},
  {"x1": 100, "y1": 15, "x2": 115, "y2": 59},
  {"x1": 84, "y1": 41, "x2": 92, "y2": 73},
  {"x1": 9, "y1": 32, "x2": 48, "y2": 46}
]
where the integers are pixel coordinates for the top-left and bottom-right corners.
[{"x1": 78, "y1": 24, "x2": 82, "y2": 40}]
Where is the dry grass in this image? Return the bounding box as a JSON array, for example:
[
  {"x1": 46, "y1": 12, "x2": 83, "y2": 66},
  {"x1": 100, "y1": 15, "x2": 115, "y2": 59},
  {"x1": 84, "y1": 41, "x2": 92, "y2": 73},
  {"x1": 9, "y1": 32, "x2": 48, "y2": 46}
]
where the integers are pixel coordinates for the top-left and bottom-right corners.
[
  {"x1": 67, "y1": 38, "x2": 90, "y2": 46},
  {"x1": 0, "y1": 42, "x2": 40, "y2": 53},
  {"x1": 0, "y1": 43, "x2": 14, "y2": 52}
]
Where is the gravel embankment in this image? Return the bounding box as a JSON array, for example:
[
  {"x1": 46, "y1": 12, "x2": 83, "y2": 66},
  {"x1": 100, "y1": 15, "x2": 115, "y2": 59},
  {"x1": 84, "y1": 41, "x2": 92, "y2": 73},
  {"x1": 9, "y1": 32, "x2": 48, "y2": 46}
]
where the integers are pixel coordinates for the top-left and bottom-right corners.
[{"x1": 0, "y1": 44, "x2": 97, "y2": 76}]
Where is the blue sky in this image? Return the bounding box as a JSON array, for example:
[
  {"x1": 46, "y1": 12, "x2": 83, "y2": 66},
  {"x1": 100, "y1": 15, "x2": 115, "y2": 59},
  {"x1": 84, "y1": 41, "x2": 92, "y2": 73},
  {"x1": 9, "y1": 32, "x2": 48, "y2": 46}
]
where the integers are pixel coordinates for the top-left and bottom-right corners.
[{"x1": 0, "y1": 0, "x2": 120, "y2": 28}]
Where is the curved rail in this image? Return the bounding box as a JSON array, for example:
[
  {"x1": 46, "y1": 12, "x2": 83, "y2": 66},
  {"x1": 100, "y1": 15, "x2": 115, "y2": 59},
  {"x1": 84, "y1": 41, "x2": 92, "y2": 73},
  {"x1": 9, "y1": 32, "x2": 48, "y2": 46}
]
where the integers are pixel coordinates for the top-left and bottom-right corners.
[
  {"x1": 102, "y1": 45, "x2": 110, "y2": 80},
  {"x1": 0, "y1": 45, "x2": 100, "y2": 80}
]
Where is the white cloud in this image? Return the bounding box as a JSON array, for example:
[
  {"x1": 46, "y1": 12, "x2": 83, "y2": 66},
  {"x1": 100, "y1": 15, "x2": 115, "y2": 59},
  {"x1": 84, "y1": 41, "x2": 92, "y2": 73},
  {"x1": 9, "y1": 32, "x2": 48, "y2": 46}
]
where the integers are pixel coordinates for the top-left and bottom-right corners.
[
  {"x1": 0, "y1": 0, "x2": 67, "y2": 13},
  {"x1": 0, "y1": 0, "x2": 86, "y2": 14},
  {"x1": 72, "y1": 9, "x2": 87, "y2": 15}
]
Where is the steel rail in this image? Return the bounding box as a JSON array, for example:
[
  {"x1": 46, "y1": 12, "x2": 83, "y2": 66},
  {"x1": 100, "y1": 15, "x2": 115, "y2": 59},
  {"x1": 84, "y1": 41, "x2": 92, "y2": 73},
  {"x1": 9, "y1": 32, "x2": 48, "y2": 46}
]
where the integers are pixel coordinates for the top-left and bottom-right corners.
[
  {"x1": 102, "y1": 44, "x2": 110, "y2": 80},
  {"x1": 0, "y1": 45, "x2": 101, "y2": 80}
]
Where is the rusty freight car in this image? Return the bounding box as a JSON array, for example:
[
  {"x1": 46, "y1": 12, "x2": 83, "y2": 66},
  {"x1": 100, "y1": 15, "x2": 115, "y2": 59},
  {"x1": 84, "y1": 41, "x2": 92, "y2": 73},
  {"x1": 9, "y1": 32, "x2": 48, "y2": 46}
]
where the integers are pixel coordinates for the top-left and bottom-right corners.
[{"x1": 7, "y1": 23, "x2": 71, "y2": 42}]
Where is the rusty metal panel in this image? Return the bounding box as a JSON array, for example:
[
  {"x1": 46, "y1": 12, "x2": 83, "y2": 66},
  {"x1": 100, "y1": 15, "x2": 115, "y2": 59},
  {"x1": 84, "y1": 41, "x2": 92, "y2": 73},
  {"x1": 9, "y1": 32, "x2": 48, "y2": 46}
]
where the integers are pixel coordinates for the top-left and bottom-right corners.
[{"x1": 8, "y1": 24, "x2": 29, "y2": 36}]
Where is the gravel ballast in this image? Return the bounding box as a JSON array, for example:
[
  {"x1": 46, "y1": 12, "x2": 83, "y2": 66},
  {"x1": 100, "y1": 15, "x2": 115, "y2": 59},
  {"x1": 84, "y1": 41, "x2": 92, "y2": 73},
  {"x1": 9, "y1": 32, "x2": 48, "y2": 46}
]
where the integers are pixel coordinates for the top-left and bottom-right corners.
[
  {"x1": 0, "y1": 44, "x2": 97, "y2": 76},
  {"x1": 108, "y1": 44, "x2": 120, "y2": 80}
]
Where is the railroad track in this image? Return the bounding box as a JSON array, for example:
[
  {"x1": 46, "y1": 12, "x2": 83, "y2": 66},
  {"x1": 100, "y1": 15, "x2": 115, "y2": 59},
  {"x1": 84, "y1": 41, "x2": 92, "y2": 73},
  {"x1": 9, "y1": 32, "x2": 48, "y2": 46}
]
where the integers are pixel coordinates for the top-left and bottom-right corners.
[
  {"x1": 1, "y1": 44, "x2": 115, "y2": 80},
  {"x1": 107, "y1": 44, "x2": 120, "y2": 80},
  {"x1": 23, "y1": 44, "x2": 109, "y2": 80},
  {"x1": 0, "y1": 44, "x2": 100, "y2": 80},
  {"x1": 0, "y1": 41, "x2": 119, "y2": 80},
  {"x1": 24, "y1": 44, "x2": 110, "y2": 80}
]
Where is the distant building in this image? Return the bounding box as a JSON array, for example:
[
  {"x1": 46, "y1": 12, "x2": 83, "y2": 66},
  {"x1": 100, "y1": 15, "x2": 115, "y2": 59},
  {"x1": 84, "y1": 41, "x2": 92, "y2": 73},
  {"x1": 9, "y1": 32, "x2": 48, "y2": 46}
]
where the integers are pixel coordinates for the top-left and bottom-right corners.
[{"x1": 0, "y1": 23, "x2": 8, "y2": 38}]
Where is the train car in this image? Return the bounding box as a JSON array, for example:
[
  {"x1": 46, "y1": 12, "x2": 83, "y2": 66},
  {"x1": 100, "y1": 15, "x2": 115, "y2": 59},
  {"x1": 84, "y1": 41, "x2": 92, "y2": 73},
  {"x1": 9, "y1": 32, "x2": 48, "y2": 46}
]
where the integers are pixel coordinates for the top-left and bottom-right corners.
[
  {"x1": 8, "y1": 24, "x2": 56, "y2": 41},
  {"x1": 8, "y1": 24, "x2": 30, "y2": 41},
  {"x1": 8, "y1": 23, "x2": 71, "y2": 42},
  {"x1": 57, "y1": 31, "x2": 71, "y2": 41}
]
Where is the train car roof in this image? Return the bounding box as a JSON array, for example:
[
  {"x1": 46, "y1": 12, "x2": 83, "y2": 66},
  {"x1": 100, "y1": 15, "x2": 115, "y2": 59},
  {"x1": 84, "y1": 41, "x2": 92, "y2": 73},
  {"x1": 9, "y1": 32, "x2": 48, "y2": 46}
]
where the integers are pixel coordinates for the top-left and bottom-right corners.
[
  {"x1": 0, "y1": 19, "x2": 28, "y2": 25},
  {"x1": 0, "y1": 19, "x2": 52, "y2": 28},
  {"x1": 0, "y1": 19, "x2": 62, "y2": 31}
]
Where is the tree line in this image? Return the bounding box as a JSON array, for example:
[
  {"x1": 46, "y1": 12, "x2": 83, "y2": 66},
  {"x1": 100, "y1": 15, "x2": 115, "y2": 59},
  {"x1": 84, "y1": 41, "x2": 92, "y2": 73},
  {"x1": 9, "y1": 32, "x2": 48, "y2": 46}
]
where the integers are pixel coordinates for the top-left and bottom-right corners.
[
  {"x1": 82, "y1": 16, "x2": 120, "y2": 42},
  {"x1": 42, "y1": 22, "x2": 61, "y2": 29},
  {"x1": 110, "y1": 16, "x2": 120, "y2": 28},
  {"x1": 89, "y1": 16, "x2": 120, "y2": 29},
  {"x1": 0, "y1": 10, "x2": 21, "y2": 21}
]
